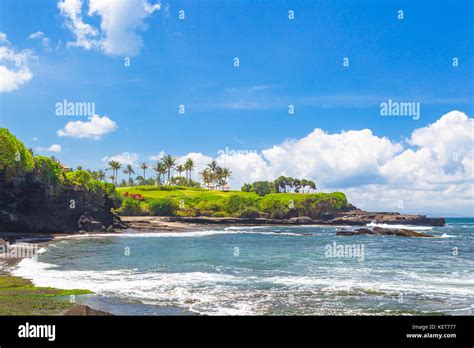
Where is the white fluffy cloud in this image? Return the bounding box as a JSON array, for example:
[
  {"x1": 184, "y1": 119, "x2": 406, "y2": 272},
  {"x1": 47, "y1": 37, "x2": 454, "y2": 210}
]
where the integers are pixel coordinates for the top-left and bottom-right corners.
[
  {"x1": 0, "y1": 33, "x2": 35, "y2": 92},
  {"x1": 57, "y1": 114, "x2": 117, "y2": 139},
  {"x1": 57, "y1": 0, "x2": 160, "y2": 56},
  {"x1": 58, "y1": 0, "x2": 99, "y2": 50},
  {"x1": 28, "y1": 31, "x2": 51, "y2": 49},
  {"x1": 177, "y1": 111, "x2": 473, "y2": 214},
  {"x1": 37, "y1": 144, "x2": 62, "y2": 153},
  {"x1": 102, "y1": 152, "x2": 139, "y2": 166}
]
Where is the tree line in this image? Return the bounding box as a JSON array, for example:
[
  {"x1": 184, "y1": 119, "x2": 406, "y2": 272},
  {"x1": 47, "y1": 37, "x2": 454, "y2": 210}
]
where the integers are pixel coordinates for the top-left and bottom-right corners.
[{"x1": 241, "y1": 176, "x2": 317, "y2": 196}]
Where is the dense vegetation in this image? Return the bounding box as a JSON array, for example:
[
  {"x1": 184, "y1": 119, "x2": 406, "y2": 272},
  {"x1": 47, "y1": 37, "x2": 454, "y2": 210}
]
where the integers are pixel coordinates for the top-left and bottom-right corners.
[
  {"x1": 116, "y1": 185, "x2": 348, "y2": 219},
  {"x1": 0, "y1": 128, "x2": 121, "y2": 209},
  {"x1": 1, "y1": 128, "x2": 349, "y2": 221},
  {"x1": 241, "y1": 176, "x2": 317, "y2": 196}
]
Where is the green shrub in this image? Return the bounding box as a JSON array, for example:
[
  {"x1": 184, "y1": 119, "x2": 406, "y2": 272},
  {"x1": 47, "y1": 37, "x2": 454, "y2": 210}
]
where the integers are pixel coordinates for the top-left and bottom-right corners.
[
  {"x1": 147, "y1": 198, "x2": 177, "y2": 216},
  {"x1": 33, "y1": 156, "x2": 65, "y2": 188},
  {"x1": 260, "y1": 196, "x2": 289, "y2": 219},
  {"x1": 0, "y1": 128, "x2": 34, "y2": 179},
  {"x1": 117, "y1": 197, "x2": 143, "y2": 215},
  {"x1": 234, "y1": 207, "x2": 260, "y2": 218},
  {"x1": 224, "y1": 194, "x2": 260, "y2": 214},
  {"x1": 65, "y1": 170, "x2": 93, "y2": 189},
  {"x1": 251, "y1": 181, "x2": 274, "y2": 196},
  {"x1": 211, "y1": 211, "x2": 226, "y2": 217},
  {"x1": 195, "y1": 200, "x2": 224, "y2": 216}
]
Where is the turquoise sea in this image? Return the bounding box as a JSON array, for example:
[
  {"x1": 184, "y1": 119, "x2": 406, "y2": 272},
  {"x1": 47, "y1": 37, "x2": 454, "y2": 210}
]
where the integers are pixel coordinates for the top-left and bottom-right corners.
[{"x1": 12, "y1": 218, "x2": 474, "y2": 315}]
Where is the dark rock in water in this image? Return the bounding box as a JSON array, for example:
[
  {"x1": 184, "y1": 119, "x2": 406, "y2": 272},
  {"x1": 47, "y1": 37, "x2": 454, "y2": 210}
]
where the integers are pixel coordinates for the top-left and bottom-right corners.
[
  {"x1": 63, "y1": 305, "x2": 112, "y2": 316},
  {"x1": 336, "y1": 226, "x2": 433, "y2": 238},
  {"x1": 329, "y1": 210, "x2": 445, "y2": 226}
]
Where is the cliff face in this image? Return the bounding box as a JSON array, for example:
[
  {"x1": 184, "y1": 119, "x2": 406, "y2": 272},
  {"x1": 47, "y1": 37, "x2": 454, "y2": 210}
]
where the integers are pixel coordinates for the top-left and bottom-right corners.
[{"x1": 0, "y1": 175, "x2": 121, "y2": 233}]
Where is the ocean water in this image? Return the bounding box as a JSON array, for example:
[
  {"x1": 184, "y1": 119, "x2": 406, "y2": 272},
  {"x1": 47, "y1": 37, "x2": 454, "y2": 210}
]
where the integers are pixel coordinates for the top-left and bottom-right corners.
[{"x1": 12, "y1": 218, "x2": 474, "y2": 315}]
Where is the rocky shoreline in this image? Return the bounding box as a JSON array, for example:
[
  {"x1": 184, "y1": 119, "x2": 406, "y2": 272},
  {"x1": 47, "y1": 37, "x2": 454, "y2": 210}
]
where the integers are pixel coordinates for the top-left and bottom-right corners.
[{"x1": 162, "y1": 210, "x2": 445, "y2": 227}]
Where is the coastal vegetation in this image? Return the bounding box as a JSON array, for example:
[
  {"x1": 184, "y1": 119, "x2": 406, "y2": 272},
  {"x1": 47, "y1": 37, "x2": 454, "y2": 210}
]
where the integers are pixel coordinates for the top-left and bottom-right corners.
[
  {"x1": 0, "y1": 128, "x2": 348, "y2": 222},
  {"x1": 0, "y1": 274, "x2": 90, "y2": 315},
  {"x1": 0, "y1": 128, "x2": 121, "y2": 232},
  {"x1": 116, "y1": 185, "x2": 348, "y2": 219}
]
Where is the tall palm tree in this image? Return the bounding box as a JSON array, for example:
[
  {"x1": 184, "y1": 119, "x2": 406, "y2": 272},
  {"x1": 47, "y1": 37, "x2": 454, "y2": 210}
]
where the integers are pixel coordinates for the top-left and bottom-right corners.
[
  {"x1": 153, "y1": 161, "x2": 167, "y2": 185},
  {"x1": 163, "y1": 154, "x2": 177, "y2": 184},
  {"x1": 176, "y1": 164, "x2": 185, "y2": 177},
  {"x1": 207, "y1": 160, "x2": 219, "y2": 173},
  {"x1": 184, "y1": 158, "x2": 195, "y2": 181},
  {"x1": 221, "y1": 167, "x2": 232, "y2": 187},
  {"x1": 200, "y1": 169, "x2": 212, "y2": 189},
  {"x1": 97, "y1": 169, "x2": 106, "y2": 181},
  {"x1": 139, "y1": 162, "x2": 149, "y2": 180},
  {"x1": 108, "y1": 160, "x2": 121, "y2": 185},
  {"x1": 123, "y1": 164, "x2": 135, "y2": 184}
]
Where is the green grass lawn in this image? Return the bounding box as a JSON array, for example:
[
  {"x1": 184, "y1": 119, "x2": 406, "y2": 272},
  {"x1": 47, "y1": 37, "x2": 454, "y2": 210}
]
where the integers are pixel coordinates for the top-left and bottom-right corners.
[
  {"x1": 118, "y1": 185, "x2": 259, "y2": 201},
  {"x1": 116, "y1": 185, "x2": 344, "y2": 204},
  {"x1": 116, "y1": 185, "x2": 348, "y2": 218}
]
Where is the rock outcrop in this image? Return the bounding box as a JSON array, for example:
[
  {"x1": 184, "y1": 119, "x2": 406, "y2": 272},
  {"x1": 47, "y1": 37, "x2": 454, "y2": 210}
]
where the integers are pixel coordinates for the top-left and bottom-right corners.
[
  {"x1": 336, "y1": 227, "x2": 434, "y2": 237},
  {"x1": 0, "y1": 175, "x2": 126, "y2": 233},
  {"x1": 164, "y1": 211, "x2": 445, "y2": 227},
  {"x1": 325, "y1": 210, "x2": 444, "y2": 226}
]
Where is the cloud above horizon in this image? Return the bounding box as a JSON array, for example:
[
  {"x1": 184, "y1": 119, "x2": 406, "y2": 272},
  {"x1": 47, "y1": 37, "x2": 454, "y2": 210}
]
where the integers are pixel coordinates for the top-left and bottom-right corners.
[
  {"x1": 101, "y1": 111, "x2": 473, "y2": 214},
  {"x1": 184, "y1": 110, "x2": 473, "y2": 214},
  {"x1": 57, "y1": 114, "x2": 117, "y2": 139},
  {"x1": 103, "y1": 152, "x2": 139, "y2": 166},
  {"x1": 57, "y1": 0, "x2": 160, "y2": 56},
  {"x1": 37, "y1": 144, "x2": 62, "y2": 153},
  {"x1": 0, "y1": 32, "x2": 35, "y2": 92}
]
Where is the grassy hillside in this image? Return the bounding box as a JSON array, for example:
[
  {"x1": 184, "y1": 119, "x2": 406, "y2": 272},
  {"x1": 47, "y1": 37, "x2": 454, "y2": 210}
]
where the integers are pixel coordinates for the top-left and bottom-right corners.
[{"x1": 116, "y1": 185, "x2": 348, "y2": 219}]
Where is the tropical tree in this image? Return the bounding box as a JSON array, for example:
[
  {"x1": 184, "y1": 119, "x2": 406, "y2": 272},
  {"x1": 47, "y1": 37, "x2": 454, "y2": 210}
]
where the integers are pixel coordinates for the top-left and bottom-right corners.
[
  {"x1": 97, "y1": 169, "x2": 106, "y2": 181},
  {"x1": 153, "y1": 161, "x2": 167, "y2": 185},
  {"x1": 200, "y1": 169, "x2": 212, "y2": 189},
  {"x1": 176, "y1": 164, "x2": 185, "y2": 177},
  {"x1": 123, "y1": 164, "x2": 135, "y2": 184},
  {"x1": 139, "y1": 162, "x2": 149, "y2": 180},
  {"x1": 184, "y1": 158, "x2": 195, "y2": 181},
  {"x1": 108, "y1": 160, "x2": 121, "y2": 184},
  {"x1": 162, "y1": 154, "x2": 177, "y2": 184}
]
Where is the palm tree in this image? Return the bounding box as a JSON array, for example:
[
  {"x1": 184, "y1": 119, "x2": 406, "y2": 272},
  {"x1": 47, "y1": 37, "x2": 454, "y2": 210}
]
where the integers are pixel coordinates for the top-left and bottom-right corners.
[
  {"x1": 153, "y1": 161, "x2": 167, "y2": 185},
  {"x1": 221, "y1": 167, "x2": 232, "y2": 187},
  {"x1": 200, "y1": 169, "x2": 212, "y2": 189},
  {"x1": 108, "y1": 160, "x2": 121, "y2": 184},
  {"x1": 176, "y1": 164, "x2": 185, "y2": 177},
  {"x1": 184, "y1": 158, "x2": 195, "y2": 181},
  {"x1": 109, "y1": 175, "x2": 115, "y2": 184},
  {"x1": 97, "y1": 169, "x2": 106, "y2": 181},
  {"x1": 207, "y1": 160, "x2": 219, "y2": 173},
  {"x1": 163, "y1": 154, "x2": 177, "y2": 184},
  {"x1": 139, "y1": 162, "x2": 149, "y2": 180},
  {"x1": 123, "y1": 164, "x2": 135, "y2": 184}
]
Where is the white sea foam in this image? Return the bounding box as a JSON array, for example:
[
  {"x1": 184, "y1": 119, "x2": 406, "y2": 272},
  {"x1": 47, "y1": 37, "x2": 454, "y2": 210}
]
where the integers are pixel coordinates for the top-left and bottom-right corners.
[
  {"x1": 56, "y1": 229, "x2": 313, "y2": 239},
  {"x1": 367, "y1": 221, "x2": 433, "y2": 231},
  {"x1": 12, "y1": 256, "x2": 474, "y2": 316},
  {"x1": 440, "y1": 233, "x2": 457, "y2": 238}
]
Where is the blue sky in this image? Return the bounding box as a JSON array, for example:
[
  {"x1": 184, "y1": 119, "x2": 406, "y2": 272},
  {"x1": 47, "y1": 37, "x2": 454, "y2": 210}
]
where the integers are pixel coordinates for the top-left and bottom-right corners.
[{"x1": 0, "y1": 0, "x2": 473, "y2": 215}]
